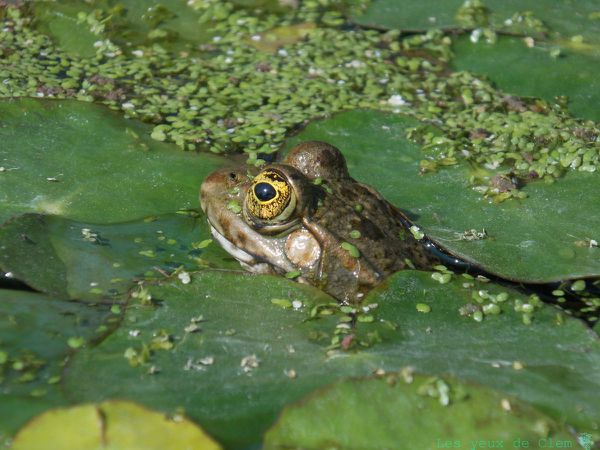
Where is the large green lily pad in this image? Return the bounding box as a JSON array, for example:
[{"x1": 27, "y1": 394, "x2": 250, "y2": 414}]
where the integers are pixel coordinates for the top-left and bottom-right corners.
[
  {"x1": 0, "y1": 290, "x2": 111, "y2": 440},
  {"x1": 452, "y1": 35, "x2": 600, "y2": 121},
  {"x1": 32, "y1": 2, "x2": 99, "y2": 58},
  {"x1": 368, "y1": 271, "x2": 600, "y2": 432},
  {"x1": 32, "y1": 0, "x2": 292, "y2": 56},
  {"x1": 12, "y1": 400, "x2": 222, "y2": 450},
  {"x1": 33, "y1": 0, "x2": 211, "y2": 54},
  {"x1": 284, "y1": 109, "x2": 600, "y2": 282},
  {"x1": 353, "y1": 0, "x2": 600, "y2": 45},
  {"x1": 353, "y1": 0, "x2": 465, "y2": 31},
  {"x1": 63, "y1": 271, "x2": 600, "y2": 448},
  {"x1": 264, "y1": 374, "x2": 574, "y2": 449},
  {"x1": 0, "y1": 98, "x2": 224, "y2": 226},
  {"x1": 0, "y1": 213, "x2": 237, "y2": 301},
  {"x1": 64, "y1": 272, "x2": 339, "y2": 449}
]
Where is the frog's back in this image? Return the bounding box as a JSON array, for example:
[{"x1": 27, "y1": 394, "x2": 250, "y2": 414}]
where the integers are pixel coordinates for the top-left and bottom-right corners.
[
  {"x1": 310, "y1": 179, "x2": 439, "y2": 281},
  {"x1": 284, "y1": 142, "x2": 440, "y2": 299}
]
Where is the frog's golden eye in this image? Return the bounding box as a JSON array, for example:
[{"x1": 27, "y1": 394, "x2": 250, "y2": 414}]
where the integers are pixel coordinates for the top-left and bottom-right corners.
[{"x1": 245, "y1": 169, "x2": 297, "y2": 223}]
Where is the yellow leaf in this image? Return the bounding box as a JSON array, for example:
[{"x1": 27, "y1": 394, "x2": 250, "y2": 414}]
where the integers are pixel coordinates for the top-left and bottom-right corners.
[{"x1": 12, "y1": 400, "x2": 222, "y2": 450}]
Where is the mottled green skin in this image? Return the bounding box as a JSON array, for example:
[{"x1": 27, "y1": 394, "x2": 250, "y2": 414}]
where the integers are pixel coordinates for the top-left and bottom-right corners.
[{"x1": 201, "y1": 141, "x2": 439, "y2": 302}]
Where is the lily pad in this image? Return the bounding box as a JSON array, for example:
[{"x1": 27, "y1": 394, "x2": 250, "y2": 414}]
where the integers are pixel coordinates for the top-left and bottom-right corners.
[
  {"x1": 0, "y1": 289, "x2": 111, "y2": 439},
  {"x1": 247, "y1": 22, "x2": 316, "y2": 53},
  {"x1": 353, "y1": 0, "x2": 600, "y2": 44},
  {"x1": 264, "y1": 373, "x2": 574, "y2": 449},
  {"x1": 12, "y1": 400, "x2": 222, "y2": 450},
  {"x1": 33, "y1": 0, "x2": 212, "y2": 53},
  {"x1": 63, "y1": 270, "x2": 600, "y2": 448},
  {"x1": 32, "y1": 2, "x2": 99, "y2": 58},
  {"x1": 452, "y1": 35, "x2": 600, "y2": 121},
  {"x1": 64, "y1": 272, "x2": 339, "y2": 449},
  {"x1": 0, "y1": 98, "x2": 224, "y2": 226},
  {"x1": 352, "y1": 0, "x2": 465, "y2": 31},
  {"x1": 0, "y1": 213, "x2": 237, "y2": 301},
  {"x1": 32, "y1": 0, "x2": 293, "y2": 55},
  {"x1": 284, "y1": 109, "x2": 600, "y2": 282},
  {"x1": 368, "y1": 271, "x2": 600, "y2": 433}
]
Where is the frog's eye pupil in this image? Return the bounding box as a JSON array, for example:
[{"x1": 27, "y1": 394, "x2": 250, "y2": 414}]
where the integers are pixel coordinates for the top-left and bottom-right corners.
[{"x1": 254, "y1": 182, "x2": 277, "y2": 201}]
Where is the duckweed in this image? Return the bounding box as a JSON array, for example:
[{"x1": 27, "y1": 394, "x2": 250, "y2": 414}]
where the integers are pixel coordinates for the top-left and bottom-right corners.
[
  {"x1": 482, "y1": 303, "x2": 500, "y2": 315},
  {"x1": 67, "y1": 336, "x2": 86, "y2": 349},
  {"x1": 409, "y1": 226, "x2": 425, "y2": 240},
  {"x1": 2, "y1": 2, "x2": 599, "y2": 196},
  {"x1": 357, "y1": 314, "x2": 374, "y2": 323},
  {"x1": 570, "y1": 279, "x2": 586, "y2": 292},
  {"x1": 416, "y1": 303, "x2": 431, "y2": 313},
  {"x1": 431, "y1": 272, "x2": 452, "y2": 284},
  {"x1": 227, "y1": 200, "x2": 242, "y2": 214},
  {"x1": 123, "y1": 345, "x2": 151, "y2": 367},
  {"x1": 349, "y1": 230, "x2": 361, "y2": 239},
  {"x1": 285, "y1": 270, "x2": 302, "y2": 279},
  {"x1": 341, "y1": 242, "x2": 360, "y2": 258},
  {"x1": 271, "y1": 298, "x2": 293, "y2": 308}
]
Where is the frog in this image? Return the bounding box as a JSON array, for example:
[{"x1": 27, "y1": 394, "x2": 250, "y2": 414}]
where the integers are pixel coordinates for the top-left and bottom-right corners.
[{"x1": 200, "y1": 141, "x2": 461, "y2": 303}]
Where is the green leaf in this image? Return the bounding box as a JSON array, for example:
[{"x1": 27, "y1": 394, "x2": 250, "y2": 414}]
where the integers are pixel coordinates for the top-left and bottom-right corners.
[
  {"x1": 32, "y1": 2, "x2": 99, "y2": 57},
  {"x1": 66, "y1": 337, "x2": 86, "y2": 349},
  {"x1": 63, "y1": 271, "x2": 600, "y2": 447},
  {"x1": 0, "y1": 213, "x2": 238, "y2": 301},
  {"x1": 416, "y1": 302, "x2": 431, "y2": 313},
  {"x1": 353, "y1": 0, "x2": 600, "y2": 45},
  {"x1": 571, "y1": 279, "x2": 587, "y2": 292},
  {"x1": 349, "y1": 230, "x2": 361, "y2": 239},
  {"x1": 452, "y1": 36, "x2": 600, "y2": 121},
  {"x1": 0, "y1": 290, "x2": 110, "y2": 438},
  {"x1": 340, "y1": 242, "x2": 360, "y2": 258},
  {"x1": 247, "y1": 22, "x2": 316, "y2": 53},
  {"x1": 0, "y1": 98, "x2": 224, "y2": 226},
  {"x1": 11, "y1": 400, "x2": 222, "y2": 450},
  {"x1": 271, "y1": 298, "x2": 293, "y2": 308},
  {"x1": 284, "y1": 270, "x2": 301, "y2": 279},
  {"x1": 226, "y1": 200, "x2": 242, "y2": 214},
  {"x1": 353, "y1": 0, "x2": 464, "y2": 31},
  {"x1": 33, "y1": 1, "x2": 212, "y2": 53},
  {"x1": 264, "y1": 374, "x2": 574, "y2": 449},
  {"x1": 284, "y1": 109, "x2": 600, "y2": 282},
  {"x1": 366, "y1": 271, "x2": 600, "y2": 432},
  {"x1": 64, "y1": 272, "x2": 338, "y2": 449}
]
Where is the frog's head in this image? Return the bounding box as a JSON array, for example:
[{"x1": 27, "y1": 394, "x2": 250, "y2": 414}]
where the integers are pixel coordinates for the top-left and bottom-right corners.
[
  {"x1": 201, "y1": 142, "x2": 336, "y2": 270},
  {"x1": 200, "y1": 142, "x2": 359, "y2": 296}
]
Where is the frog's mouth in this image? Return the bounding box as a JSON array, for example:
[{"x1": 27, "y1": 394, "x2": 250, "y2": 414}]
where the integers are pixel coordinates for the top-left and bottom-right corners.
[
  {"x1": 209, "y1": 225, "x2": 253, "y2": 265},
  {"x1": 208, "y1": 224, "x2": 275, "y2": 275}
]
